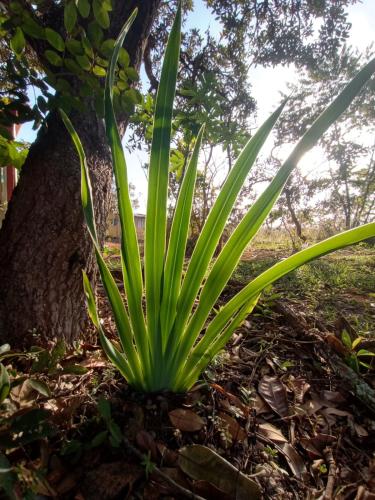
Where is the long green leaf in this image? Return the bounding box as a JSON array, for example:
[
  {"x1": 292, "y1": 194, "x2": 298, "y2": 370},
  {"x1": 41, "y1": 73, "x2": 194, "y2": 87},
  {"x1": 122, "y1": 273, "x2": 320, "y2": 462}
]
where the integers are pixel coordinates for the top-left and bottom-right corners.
[
  {"x1": 171, "y1": 57, "x2": 375, "y2": 371},
  {"x1": 104, "y1": 9, "x2": 150, "y2": 374},
  {"x1": 61, "y1": 109, "x2": 143, "y2": 385},
  {"x1": 175, "y1": 295, "x2": 260, "y2": 391},
  {"x1": 144, "y1": 4, "x2": 181, "y2": 373},
  {"x1": 190, "y1": 223, "x2": 375, "y2": 374},
  {"x1": 82, "y1": 271, "x2": 100, "y2": 329},
  {"x1": 160, "y1": 125, "x2": 205, "y2": 346},
  {"x1": 94, "y1": 249, "x2": 143, "y2": 382},
  {"x1": 60, "y1": 110, "x2": 97, "y2": 242},
  {"x1": 169, "y1": 101, "x2": 287, "y2": 350},
  {"x1": 99, "y1": 331, "x2": 138, "y2": 388},
  {"x1": 82, "y1": 270, "x2": 137, "y2": 386}
]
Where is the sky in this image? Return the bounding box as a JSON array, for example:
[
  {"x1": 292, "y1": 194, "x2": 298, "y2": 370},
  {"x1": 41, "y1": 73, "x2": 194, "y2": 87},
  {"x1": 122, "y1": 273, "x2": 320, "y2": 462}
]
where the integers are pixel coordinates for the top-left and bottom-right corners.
[{"x1": 17, "y1": 0, "x2": 375, "y2": 212}]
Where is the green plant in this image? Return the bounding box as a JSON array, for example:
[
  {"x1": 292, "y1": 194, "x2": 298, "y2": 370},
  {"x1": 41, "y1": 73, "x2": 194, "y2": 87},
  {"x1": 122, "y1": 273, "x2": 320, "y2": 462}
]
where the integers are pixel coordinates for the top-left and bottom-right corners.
[
  {"x1": 264, "y1": 445, "x2": 278, "y2": 458},
  {"x1": 141, "y1": 451, "x2": 156, "y2": 479},
  {"x1": 61, "y1": 7, "x2": 375, "y2": 392},
  {"x1": 97, "y1": 397, "x2": 123, "y2": 447},
  {"x1": 341, "y1": 330, "x2": 375, "y2": 373},
  {"x1": 0, "y1": 134, "x2": 29, "y2": 170},
  {"x1": 0, "y1": 361, "x2": 10, "y2": 403}
]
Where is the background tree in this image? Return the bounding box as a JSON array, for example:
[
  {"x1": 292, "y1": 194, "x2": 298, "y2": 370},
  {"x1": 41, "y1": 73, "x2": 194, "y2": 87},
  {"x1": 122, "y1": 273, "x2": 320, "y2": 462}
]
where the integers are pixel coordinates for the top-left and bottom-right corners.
[
  {"x1": 0, "y1": 0, "x2": 359, "y2": 344},
  {"x1": 269, "y1": 161, "x2": 325, "y2": 247},
  {"x1": 323, "y1": 132, "x2": 374, "y2": 230},
  {"x1": 270, "y1": 45, "x2": 375, "y2": 237}
]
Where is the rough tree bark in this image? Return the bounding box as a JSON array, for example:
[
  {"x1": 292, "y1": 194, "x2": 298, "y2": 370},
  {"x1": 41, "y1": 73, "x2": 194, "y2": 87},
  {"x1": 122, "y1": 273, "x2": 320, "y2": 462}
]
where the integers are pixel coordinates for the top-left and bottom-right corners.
[{"x1": 0, "y1": 0, "x2": 161, "y2": 345}]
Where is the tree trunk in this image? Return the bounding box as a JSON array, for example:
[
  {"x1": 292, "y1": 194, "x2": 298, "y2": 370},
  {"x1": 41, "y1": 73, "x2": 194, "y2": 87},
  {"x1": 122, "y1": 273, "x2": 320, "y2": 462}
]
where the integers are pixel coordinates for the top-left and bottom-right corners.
[
  {"x1": 0, "y1": 0, "x2": 161, "y2": 346},
  {"x1": 0, "y1": 107, "x2": 110, "y2": 344},
  {"x1": 285, "y1": 188, "x2": 306, "y2": 242}
]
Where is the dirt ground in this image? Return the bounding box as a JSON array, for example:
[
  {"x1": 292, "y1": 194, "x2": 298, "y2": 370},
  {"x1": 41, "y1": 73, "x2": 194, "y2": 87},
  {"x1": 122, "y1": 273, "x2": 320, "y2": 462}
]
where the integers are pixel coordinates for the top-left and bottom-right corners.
[{"x1": 1, "y1": 245, "x2": 375, "y2": 499}]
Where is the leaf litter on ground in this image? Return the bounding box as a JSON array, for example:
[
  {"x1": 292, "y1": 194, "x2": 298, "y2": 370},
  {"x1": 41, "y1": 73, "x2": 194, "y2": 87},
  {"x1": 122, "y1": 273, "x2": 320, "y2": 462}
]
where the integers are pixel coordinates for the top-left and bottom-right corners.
[{"x1": 1, "y1": 248, "x2": 375, "y2": 499}]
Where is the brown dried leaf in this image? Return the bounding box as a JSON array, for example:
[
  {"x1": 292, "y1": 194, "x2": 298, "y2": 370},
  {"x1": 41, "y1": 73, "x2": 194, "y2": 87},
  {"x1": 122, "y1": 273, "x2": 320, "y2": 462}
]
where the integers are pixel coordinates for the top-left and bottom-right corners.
[
  {"x1": 302, "y1": 398, "x2": 325, "y2": 416},
  {"x1": 44, "y1": 395, "x2": 84, "y2": 424},
  {"x1": 194, "y1": 480, "x2": 232, "y2": 500},
  {"x1": 179, "y1": 445, "x2": 261, "y2": 500},
  {"x1": 141, "y1": 483, "x2": 162, "y2": 500},
  {"x1": 211, "y1": 383, "x2": 247, "y2": 413},
  {"x1": 276, "y1": 443, "x2": 307, "y2": 479},
  {"x1": 217, "y1": 412, "x2": 247, "y2": 443},
  {"x1": 33, "y1": 474, "x2": 57, "y2": 497},
  {"x1": 300, "y1": 434, "x2": 336, "y2": 458},
  {"x1": 258, "y1": 376, "x2": 289, "y2": 418},
  {"x1": 320, "y1": 407, "x2": 352, "y2": 418},
  {"x1": 325, "y1": 333, "x2": 348, "y2": 356},
  {"x1": 149, "y1": 467, "x2": 191, "y2": 497},
  {"x1": 353, "y1": 423, "x2": 368, "y2": 438},
  {"x1": 355, "y1": 485, "x2": 375, "y2": 500},
  {"x1": 55, "y1": 474, "x2": 78, "y2": 495},
  {"x1": 320, "y1": 407, "x2": 353, "y2": 428},
  {"x1": 13, "y1": 380, "x2": 35, "y2": 405},
  {"x1": 136, "y1": 430, "x2": 158, "y2": 460},
  {"x1": 156, "y1": 442, "x2": 179, "y2": 466},
  {"x1": 82, "y1": 462, "x2": 141, "y2": 498},
  {"x1": 80, "y1": 357, "x2": 108, "y2": 368},
  {"x1": 252, "y1": 393, "x2": 271, "y2": 415},
  {"x1": 288, "y1": 377, "x2": 310, "y2": 404},
  {"x1": 257, "y1": 422, "x2": 288, "y2": 443},
  {"x1": 219, "y1": 398, "x2": 245, "y2": 418},
  {"x1": 169, "y1": 408, "x2": 205, "y2": 432},
  {"x1": 47, "y1": 455, "x2": 66, "y2": 486},
  {"x1": 321, "y1": 390, "x2": 346, "y2": 404}
]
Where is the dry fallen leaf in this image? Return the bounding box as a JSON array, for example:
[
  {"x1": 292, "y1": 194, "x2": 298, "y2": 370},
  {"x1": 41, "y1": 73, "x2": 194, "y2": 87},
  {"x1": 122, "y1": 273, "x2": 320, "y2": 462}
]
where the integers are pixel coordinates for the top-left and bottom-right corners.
[
  {"x1": 325, "y1": 333, "x2": 348, "y2": 356},
  {"x1": 320, "y1": 407, "x2": 352, "y2": 418},
  {"x1": 82, "y1": 462, "x2": 142, "y2": 499},
  {"x1": 276, "y1": 442, "x2": 307, "y2": 479},
  {"x1": 136, "y1": 430, "x2": 158, "y2": 459},
  {"x1": 168, "y1": 408, "x2": 205, "y2": 432},
  {"x1": 157, "y1": 442, "x2": 179, "y2": 466},
  {"x1": 219, "y1": 398, "x2": 245, "y2": 418},
  {"x1": 288, "y1": 376, "x2": 310, "y2": 404},
  {"x1": 211, "y1": 383, "x2": 247, "y2": 414},
  {"x1": 252, "y1": 393, "x2": 271, "y2": 415},
  {"x1": 55, "y1": 474, "x2": 79, "y2": 496},
  {"x1": 353, "y1": 423, "x2": 369, "y2": 438},
  {"x1": 80, "y1": 357, "x2": 108, "y2": 368},
  {"x1": 194, "y1": 480, "x2": 232, "y2": 500},
  {"x1": 149, "y1": 467, "x2": 191, "y2": 497},
  {"x1": 300, "y1": 434, "x2": 336, "y2": 458},
  {"x1": 179, "y1": 444, "x2": 261, "y2": 500},
  {"x1": 258, "y1": 376, "x2": 289, "y2": 418},
  {"x1": 217, "y1": 412, "x2": 247, "y2": 443},
  {"x1": 355, "y1": 485, "x2": 375, "y2": 500},
  {"x1": 321, "y1": 390, "x2": 346, "y2": 404},
  {"x1": 257, "y1": 422, "x2": 288, "y2": 443},
  {"x1": 302, "y1": 398, "x2": 325, "y2": 416}
]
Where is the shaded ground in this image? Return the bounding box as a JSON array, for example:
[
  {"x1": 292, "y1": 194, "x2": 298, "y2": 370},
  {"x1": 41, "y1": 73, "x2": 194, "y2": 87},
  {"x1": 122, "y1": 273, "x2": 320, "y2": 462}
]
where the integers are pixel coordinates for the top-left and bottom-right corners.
[{"x1": 1, "y1": 244, "x2": 375, "y2": 499}]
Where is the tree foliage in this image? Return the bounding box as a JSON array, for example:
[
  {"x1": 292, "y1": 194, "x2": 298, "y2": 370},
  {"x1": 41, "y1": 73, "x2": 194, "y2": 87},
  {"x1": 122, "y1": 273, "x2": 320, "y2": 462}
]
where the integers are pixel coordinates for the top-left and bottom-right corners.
[
  {"x1": 206, "y1": 0, "x2": 355, "y2": 68},
  {"x1": 271, "y1": 45, "x2": 375, "y2": 235},
  {"x1": 0, "y1": 0, "x2": 359, "y2": 171},
  {"x1": 0, "y1": 0, "x2": 141, "y2": 168},
  {"x1": 126, "y1": 0, "x2": 359, "y2": 241}
]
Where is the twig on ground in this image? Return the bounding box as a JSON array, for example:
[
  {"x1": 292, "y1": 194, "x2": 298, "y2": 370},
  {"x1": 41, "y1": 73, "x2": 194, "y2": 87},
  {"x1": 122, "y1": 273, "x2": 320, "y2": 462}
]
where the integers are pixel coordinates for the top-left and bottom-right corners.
[{"x1": 323, "y1": 447, "x2": 337, "y2": 500}]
